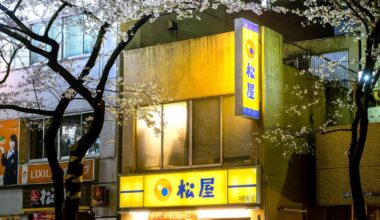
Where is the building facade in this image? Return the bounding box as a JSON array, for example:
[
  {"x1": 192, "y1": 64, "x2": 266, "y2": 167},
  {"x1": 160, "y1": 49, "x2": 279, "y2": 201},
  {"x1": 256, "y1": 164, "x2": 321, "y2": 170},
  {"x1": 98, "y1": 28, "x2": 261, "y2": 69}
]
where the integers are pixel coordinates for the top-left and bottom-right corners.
[
  {"x1": 0, "y1": 15, "x2": 118, "y2": 220},
  {"x1": 118, "y1": 14, "x2": 332, "y2": 219}
]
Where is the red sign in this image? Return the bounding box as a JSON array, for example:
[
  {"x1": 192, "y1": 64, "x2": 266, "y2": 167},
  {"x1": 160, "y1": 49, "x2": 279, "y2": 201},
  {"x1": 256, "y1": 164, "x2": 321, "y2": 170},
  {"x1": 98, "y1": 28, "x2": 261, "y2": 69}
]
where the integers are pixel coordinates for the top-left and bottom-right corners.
[
  {"x1": 91, "y1": 186, "x2": 107, "y2": 206},
  {"x1": 30, "y1": 189, "x2": 40, "y2": 203}
]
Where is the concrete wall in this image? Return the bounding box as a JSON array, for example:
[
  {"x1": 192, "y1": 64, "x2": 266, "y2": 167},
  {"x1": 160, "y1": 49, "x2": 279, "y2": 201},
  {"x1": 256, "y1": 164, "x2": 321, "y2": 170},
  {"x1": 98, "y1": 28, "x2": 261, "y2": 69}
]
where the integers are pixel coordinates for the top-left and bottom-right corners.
[
  {"x1": 122, "y1": 28, "x2": 319, "y2": 220},
  {"x1": 261, "y1": 27, "x2": 322, "y2": 220},
  {"x1": 122, "y1": 31, "x2": 238, "y2": 173},
  {"x1": 316, "y1": 123, "x2": 380, "y2": 206},
  {"x1": 123, "y1": 31, "x2": 235, "y2": 101},
  {"x1": 0, "y1": 189, "x2": 22, "y2": 216},
  {"x1": 124, "y1": 7, "x2": 334, "y2": 51}
]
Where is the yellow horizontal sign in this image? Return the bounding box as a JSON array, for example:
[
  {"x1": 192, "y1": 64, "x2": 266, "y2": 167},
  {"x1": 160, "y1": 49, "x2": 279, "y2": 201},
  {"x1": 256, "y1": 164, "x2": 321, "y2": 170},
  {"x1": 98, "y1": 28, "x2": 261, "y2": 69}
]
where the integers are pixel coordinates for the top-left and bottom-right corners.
[{"x1": 119, "y1": 167, "x2": 260, "y2": 208}]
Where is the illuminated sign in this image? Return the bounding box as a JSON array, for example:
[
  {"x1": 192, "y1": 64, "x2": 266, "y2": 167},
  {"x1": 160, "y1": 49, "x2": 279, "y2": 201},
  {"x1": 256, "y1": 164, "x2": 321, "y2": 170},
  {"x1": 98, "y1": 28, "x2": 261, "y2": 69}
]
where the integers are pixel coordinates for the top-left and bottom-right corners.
[
  {"x1": 149, "y1": 211, "x2": 197, "y2": 220},
  {"x1": 18, "y1": 159, "x2": 95, "y2": 184},
  {"x1": 235, "y1": 18, "x2": 260, "y2": 119},
  {"x1": 119, "y1": 167, "x2": 260, "y2": 208},
  {"x1": 145, "y1": 170, "x2": 227, "y2": 207}
]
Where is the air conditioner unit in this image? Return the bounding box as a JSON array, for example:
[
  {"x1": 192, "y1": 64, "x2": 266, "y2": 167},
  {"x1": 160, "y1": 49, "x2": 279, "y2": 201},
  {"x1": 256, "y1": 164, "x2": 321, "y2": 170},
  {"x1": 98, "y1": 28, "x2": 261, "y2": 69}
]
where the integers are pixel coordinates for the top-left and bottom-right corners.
[{"x1": 368, "y1": 106, "x2": 380, "y2": 123}]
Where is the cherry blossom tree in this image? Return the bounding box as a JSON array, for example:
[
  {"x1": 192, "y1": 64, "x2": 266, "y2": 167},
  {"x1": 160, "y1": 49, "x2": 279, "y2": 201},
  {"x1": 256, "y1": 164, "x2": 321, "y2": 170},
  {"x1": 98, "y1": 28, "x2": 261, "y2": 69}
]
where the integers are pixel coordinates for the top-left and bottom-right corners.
[{"x1": 263, "y1": 1, "x2": 379, "y2": 219}]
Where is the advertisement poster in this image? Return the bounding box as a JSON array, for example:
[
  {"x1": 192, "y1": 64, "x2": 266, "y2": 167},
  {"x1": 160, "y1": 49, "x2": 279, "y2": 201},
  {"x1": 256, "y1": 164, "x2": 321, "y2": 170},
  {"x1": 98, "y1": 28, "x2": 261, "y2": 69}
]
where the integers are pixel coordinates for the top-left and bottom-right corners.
[{"x1": 0, "y1": 120, "x2": 19, "y2": 186}]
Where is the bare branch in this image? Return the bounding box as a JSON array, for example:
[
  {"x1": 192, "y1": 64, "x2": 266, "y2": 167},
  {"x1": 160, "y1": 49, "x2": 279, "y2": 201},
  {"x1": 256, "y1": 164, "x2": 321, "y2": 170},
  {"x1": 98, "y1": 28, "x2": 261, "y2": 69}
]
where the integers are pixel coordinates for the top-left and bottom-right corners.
[
  {"x1": 0, "y1": 43, "x2": 22, "y2": 84},
  {"x1": 320, "y1": 128, "x2": 352, "y2": 135},
  {"x1": 12, "y1": 0, "x2": 23, "y2": 13},
  {"x1": 0, "y1": 3, "x2": 56, "y2": 45},
  {"x1": 47, "y1": 60, "x2": 94, "y2": 102},
  {"x1": 45, "y1": 2, "x2": 68, "y2": 37},
  {"x1": 0, "y1": 105, "x2": 54, "y2": 116},
  {"x1": 79, "y1": 22, "x2": 110, "y2": 81},
  {"x1": 32, "y1": 80, "x2": 41, "y2": 110},
  {"x1": 0, "y1": 24, "x2": 50, "y2": 57},
  {"x1": 61, "y1": 0, "x2": 101, "y2": 22},
  {"x1": 96, "y1": 15, "x2": 151, "y2": 101}
]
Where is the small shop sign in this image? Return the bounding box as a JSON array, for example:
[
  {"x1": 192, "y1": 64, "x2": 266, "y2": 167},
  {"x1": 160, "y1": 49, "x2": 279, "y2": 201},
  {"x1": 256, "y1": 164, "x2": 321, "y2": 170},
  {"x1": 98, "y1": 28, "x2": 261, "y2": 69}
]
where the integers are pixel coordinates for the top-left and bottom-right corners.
[
  {"x1": 91, "y1": 185, "x2": 108, "y2": 207},
  {"x1": 23, "y1": 184, "x2": 91, "y2": 209}
]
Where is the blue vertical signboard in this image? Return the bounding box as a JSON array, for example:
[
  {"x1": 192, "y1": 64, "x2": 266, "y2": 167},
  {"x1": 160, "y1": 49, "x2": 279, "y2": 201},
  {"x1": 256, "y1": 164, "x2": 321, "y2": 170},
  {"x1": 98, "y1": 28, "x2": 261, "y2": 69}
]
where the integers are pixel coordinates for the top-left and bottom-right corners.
[{"x1": 235, "y1": 18, "x2": 260, "y2": 119}]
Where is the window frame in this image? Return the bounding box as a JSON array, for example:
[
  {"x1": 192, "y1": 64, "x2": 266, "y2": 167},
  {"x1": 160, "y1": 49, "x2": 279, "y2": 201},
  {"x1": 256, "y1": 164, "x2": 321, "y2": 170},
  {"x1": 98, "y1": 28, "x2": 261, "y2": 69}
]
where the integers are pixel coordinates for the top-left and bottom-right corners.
[
  {"x1": 135, "y1": 95, "x2": 256, "y2": 172},
  {"x1": 27, "y1": 111, "x2": 100, "y2": 162},
  {"x1": 27, "y1": 15, "x2": 95, "y2": 66}
]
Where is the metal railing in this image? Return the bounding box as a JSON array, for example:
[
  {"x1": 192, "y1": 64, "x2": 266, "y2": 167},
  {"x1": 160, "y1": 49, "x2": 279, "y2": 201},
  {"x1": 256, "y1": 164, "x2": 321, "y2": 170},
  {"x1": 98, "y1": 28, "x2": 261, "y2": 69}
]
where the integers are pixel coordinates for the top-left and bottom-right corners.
[{"x1": 283, "y1": 39, "x2": 356, "y2": 89}]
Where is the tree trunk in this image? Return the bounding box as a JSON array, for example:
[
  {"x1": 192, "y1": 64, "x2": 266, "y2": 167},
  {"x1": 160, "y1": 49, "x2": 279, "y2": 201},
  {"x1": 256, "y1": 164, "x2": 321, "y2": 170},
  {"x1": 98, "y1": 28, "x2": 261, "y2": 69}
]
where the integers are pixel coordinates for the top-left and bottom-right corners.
[
  {"x1": 64, "y1": 100, "x2": 105, "y2": 220},
  {"x1": 44, "y1": 98, "x2": 71, "y2": 220},
  {"x1": 349, "y1": 160, "x2": 367, "y2": 220},
  {"x1": 348, "y1": 17, "x2": 380, "y2": 218},
  {"x1": 44, "y1": 114, "x2": 65, "y2": 220},
  {"x1": 349, "y1": 85, "x2": 370, "y2": 220}
]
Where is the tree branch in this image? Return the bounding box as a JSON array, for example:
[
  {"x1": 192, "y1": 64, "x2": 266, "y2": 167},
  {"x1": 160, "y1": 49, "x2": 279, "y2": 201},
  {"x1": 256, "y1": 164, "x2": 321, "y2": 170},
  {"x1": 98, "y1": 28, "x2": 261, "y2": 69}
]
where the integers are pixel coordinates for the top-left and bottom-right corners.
[
  {"x1": 32, "y1": 80, "x2": 41, "y2": 110},
  {"x1": 0, "y1": 3, "x2": 57, "y2": 46},
  {"x1": 61, "y1": 0, "x2": 101, "y2": 22},
  {"x1": 79, "y1": 22, "x2": 110, "y2": 81},
  {"x1": 45, "y1": 2, "x2": 68, "y2": 37},
  {"x1": 350, "y1": 0, "x2": 375, "y2": 23},
  {"x1": 0, "y1": 105, "x2": 54, "y2": 116},
  {"x1": 47, "y1": 60, "x2": 94, "y2": 102},
  {"x1": 0, "y1": 24, "x2": 50, "y2": 58},
  {"x1": 320, "y1": 128, "x2": 352, "y2": 135},
  {"x1": 12, "y1": 0, "x2": 23, "y2": 13},
  {"x1": 344, "y1": 0, "x2": 370, "y2": 33},
  {"x1": 0, "y1": 44, "x2": 22, "y2": 84},
  {"x1": 96, "y1": 15, "x2": 151, "y2": 101}
]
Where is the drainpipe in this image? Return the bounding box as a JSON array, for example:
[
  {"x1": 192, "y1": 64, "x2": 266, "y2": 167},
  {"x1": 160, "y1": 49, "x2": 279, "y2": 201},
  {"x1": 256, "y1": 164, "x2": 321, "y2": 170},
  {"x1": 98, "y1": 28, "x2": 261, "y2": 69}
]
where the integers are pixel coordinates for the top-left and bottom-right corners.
[{"x1": 116, "y1": 26, "x2": 124, "y2": 220}]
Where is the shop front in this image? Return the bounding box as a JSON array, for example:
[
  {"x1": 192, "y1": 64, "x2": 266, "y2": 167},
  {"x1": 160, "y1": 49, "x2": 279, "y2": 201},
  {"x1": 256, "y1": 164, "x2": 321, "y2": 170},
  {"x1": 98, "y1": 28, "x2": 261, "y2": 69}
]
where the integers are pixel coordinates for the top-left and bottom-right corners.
[
  {"x1": 20, "y1": 160, "x2": 95, "y2": 219},
  {"x1": 119, "y1": 167, "x2": 263, "y2": 220},
  {"x1": 22, "y1": 183, "x2": 93, "y2": 219}
]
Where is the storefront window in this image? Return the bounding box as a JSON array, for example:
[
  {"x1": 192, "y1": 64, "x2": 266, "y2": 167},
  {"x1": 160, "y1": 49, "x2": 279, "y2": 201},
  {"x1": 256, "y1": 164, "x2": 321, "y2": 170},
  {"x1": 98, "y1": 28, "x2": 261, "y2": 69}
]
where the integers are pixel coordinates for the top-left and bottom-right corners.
[
  {"x1": 29, "y1": 118, "x2": 58, "y2": 160},
  {"x1": 28, "y1": 112, "x2": 100, "y2": 160},
  {"x1": 135, "y1": 95, "x2": 256, "y2": 170},
  {"x1": 163, "y1": 102, "x2": 188, "y2": 167},
  {"x1": 192, "y1": 97, "x2": 221, "y2": 165},
  {"x1": 60, "y1": 114, "x2": 81, "y2": 157},
  {"x1": 29, "y1": 119, "x2": 44, "y2": 160},
  {"x1": 222, "y1": 96, "x2": 255, "y2": 164},
  {"x1": 136, "y1": 106, "x2": 162, "y2": 169}
]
